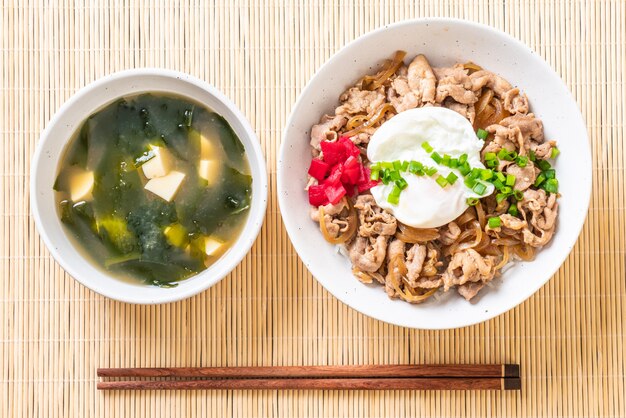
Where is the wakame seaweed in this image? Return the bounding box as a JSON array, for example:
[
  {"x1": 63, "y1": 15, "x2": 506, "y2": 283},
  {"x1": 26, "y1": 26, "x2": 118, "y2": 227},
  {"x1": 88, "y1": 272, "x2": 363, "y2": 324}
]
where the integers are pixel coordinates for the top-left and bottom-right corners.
[{"x1": 54, "y1": 93, "x2": 252, "y2": 285}]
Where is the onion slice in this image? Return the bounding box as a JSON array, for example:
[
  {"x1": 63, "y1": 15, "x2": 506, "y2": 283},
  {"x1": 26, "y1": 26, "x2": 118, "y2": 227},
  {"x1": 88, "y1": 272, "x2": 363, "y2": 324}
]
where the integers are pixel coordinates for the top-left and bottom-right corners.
[
  {"x1": 513, "y1": 244, "x2": 535, "y2": 261},
  {"x1": 346, "y1": 114, "x2": 368, "y2": 130},
  {"x1": 494, "y1": 245, "x2": 510, "y2": 270},
  {"x1": 361, "y1": 50, "x2": 407, "y2": 91},
  {"x1": 395, "y1": 223, "x2": 440, "y2": 243},
  {"x1": 463, "y1": 62, "x2": 483, "y2": 74},
  {"x1": 319, "y1": 199, "x2": 357, "y2": 244},
  {"x1": 395, "y1": 284, "x2": 439, "y2": 304},
  {"x1": 352, "y1": 268, "x2": 374, "y2": 284},
  {"x1": 343, "y1": 103, "x2": 396, "y2": 137}
]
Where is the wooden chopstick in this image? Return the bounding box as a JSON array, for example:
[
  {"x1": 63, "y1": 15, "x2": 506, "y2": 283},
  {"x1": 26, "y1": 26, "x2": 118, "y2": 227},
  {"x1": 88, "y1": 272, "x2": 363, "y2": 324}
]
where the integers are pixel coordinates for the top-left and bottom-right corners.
[
  {"x1": 98, "y1": 364, "x2": 519, "y2": 379},
  {"x1": 97, "y1": 364, "x2": 521, "y2": 391},
  {"x1": 97, "y1": 376, "x2": 521, "y2": 391}
]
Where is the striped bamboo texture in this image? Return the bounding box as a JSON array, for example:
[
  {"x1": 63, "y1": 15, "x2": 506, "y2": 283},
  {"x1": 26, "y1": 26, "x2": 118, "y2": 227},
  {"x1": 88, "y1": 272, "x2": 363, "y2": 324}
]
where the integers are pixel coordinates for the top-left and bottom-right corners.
[{"x1": 1, "y1": 1, "x2": 624, "y2": 417}]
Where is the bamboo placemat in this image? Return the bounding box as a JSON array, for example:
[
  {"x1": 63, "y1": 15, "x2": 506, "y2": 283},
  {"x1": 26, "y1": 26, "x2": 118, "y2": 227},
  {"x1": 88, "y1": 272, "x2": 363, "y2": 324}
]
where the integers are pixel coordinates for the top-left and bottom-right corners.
[{"x1": 1, "y1": 1, "x2": 624, "y2": 417}]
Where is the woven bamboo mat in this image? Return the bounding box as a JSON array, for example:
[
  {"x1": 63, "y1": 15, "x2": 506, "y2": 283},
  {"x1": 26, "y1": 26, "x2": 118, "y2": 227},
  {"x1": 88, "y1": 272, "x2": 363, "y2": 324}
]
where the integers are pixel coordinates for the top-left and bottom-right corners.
[{"x1": 1, "y1": 1, "x2": 624, "y2": 417}]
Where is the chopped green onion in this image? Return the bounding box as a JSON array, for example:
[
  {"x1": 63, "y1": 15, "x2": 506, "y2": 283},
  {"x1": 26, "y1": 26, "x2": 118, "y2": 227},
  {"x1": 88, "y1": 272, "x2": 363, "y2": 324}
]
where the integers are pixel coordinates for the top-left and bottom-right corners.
[
  {"x1": 516, "y1": 155, "x2": 528, "y2": 167},
  {"x1": 466, "y1": 197, "x2": 479, "y2": 206},
  {"x1": 493, "y1": 179, "x2": 505, "y2": 190},
  {"x1": 551, "y1": 147, "x2": 560, "y2": 159},
  {"x1": 495, "y1": 172, "x2": 506, "y2": 182},
  {"x1": 442, "y1": 154, "x2": 451, "y2": 167},
  {"x1": 183, "y1": 108, "x2": 194, "y2": 127},
  {"x1": 472, "y1": 182, "x2": 487, "y2": 195},
  {"x1": 534, "y1": 173, "x2": 546, "y2": 187},
  {"x1": 385, "y1": 169, "x2": 395, "y2": 183},
  {"x1": 408, "y1": 161, "x2": 423, "y2": 175},
  {"x1": 464, "y1": 177, "x2": 476, "y2": 189},
  {"x1": 469, "y1": 168, "x2": 481, "y2": 180},
  {"x1": 133, "y1": 148, "x2": 156, "y2": 168},
  {"x1": 421, "y1": 142, "x2": 434, "y2": 153},
  {"x1": 446, "y1": 172, "x2": 459, "y2": 184},
  {"x1": 488, "y1": 217, "x2": 502, "y2": 228},
  {"x1": 537, "y1": 159, "x2": 552, "y2": 171},
  {"x1": 459, "y1": 154, "x2": 468, "y2": 164},
  {"x1": 514, "y1": 190, "x2": 524, "y2": 200},
  {"x1": 381, "y1": 161, "x2": 394, "y2": 170},
  {"x1": 387, "y1": 185, "x2": 401, "y2": 204},
  {"x1": 501, "y1": 186, "x2": 513, "y2": 194},
  {"x1": 477, "y1": 129, "x2": 489, "y2": 140},
  {"x1": 449, "y1": 158, "x2": 459, "y2": 168},
  {"x1": 544, "y1": 178, "x2": 559, "y2": 194},
  {"x1": 400, "y1": 161, "x2": 409, "y2": 172},
  {"x1": 436, "y1": 175, "x2": 448, "y2": 188},
  {"x1": 506, "y1": 174, "x2": 516, "y2": 187},
  {"x1": 480, "y1": 169, "x2": 494, "y2": 181},
  {"x1": 508, "y1": 204, "x2": 519, "y2": 216},
  {"x1": 370, "y1": 170, "x2": 380, "y2": 181},
  {"x1": 395, "y1": 177, "x2": 408, "y2": 190},
  {"x1": 393, "y1": 160, "x2": 402, "y2": 171},
  {"x1": 529, "y1": 150, "x2": 537, "y2": 162},
  {"x1": 484, "y1": 152, "x2": 497, "y2": 161},
  {"x1": 498, "y1": 149, "x2": 515, "y2": 161},
  {"x1": 487, "y1": 159, "x2": 499, "y2": 169},
  {"x1": 496, "y1": 193, "x2": 508, "y2": 204},
  {"x1": 370, "y1": 162, "x2": 381, "y2": 171},
  {"x1": 390, "y1": 170, "x2": 402, "y2": 182},
  {"x1": 544, "y1": 169, "x2": 556, "y2": 179},
  {"x1": 387, "y1": 194, "x2": 400, "y2": 205},
  {"x1": 425, "y1": 167, "x2": 438, "y2": 176},
  {"x1": 431, "y1": 152, "x2": 443, "y2": 164},
  {"x1": 381, "y1": 169, "x2": 390, "y2": 185},
  {"x1": 458, "y1": 162, "x2": 471, "y2": 176}
]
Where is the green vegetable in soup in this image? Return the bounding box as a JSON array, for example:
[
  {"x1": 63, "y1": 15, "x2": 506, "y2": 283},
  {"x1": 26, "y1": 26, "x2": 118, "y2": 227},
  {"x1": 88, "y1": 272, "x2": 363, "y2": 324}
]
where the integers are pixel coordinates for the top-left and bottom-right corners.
[
  {"x1": 133, "y1": 147, "x2": 156, "y2": 168},
  {"x1": 96, "y1": 216, "x2": 137, "y2": 254},
  {"x1": 182, "y1": 166, "x2": 252, "y2": 235},
  {"x1": 54, "y1": 93, "x2": 252, "y2": 286},
  {"x1": 126, "y1": 200, "x2": 177, "y2": 262},
  {"x1": 164, "y1": 223, "x2": 189, "y2": 248}
]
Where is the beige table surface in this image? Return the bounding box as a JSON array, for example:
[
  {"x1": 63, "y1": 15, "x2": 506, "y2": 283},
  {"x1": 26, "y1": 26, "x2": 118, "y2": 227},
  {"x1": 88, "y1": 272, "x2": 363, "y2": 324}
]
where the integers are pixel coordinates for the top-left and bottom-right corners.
[{"x1": 1, "y1": 1, "x2": 625, "y2": 417}]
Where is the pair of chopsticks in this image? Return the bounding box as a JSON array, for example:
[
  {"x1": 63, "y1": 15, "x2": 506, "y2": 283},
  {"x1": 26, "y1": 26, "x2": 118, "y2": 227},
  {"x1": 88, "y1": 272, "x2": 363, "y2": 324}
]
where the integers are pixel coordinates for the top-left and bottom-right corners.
[{"x1": 97, "y1": 364, "x2": 521, "y2": 391}]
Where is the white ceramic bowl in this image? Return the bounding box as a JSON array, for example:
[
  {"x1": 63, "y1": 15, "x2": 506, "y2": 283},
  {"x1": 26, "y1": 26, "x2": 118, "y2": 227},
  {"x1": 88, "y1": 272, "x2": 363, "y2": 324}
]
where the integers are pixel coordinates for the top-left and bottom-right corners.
[
  {"x1": 278, "y1": 19, "x2": 591, "y2": 329},
  {"x1": 31, "y1": 69, "x2": 268, "y2": 304}
]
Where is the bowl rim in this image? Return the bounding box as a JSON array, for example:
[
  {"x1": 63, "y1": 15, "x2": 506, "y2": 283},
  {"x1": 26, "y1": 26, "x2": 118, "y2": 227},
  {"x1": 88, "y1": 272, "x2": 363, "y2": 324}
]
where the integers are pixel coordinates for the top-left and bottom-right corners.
[
  {"x1": 278, "y1": 17, "x2": 592, "y2": 329},
  {"x1": 31, "y1": 68, "x2": 268, "y2": 304}
]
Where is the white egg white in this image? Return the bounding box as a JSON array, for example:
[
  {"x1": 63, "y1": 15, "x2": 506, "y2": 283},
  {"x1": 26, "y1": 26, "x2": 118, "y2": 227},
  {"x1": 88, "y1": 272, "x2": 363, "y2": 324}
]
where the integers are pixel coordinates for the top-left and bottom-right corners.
[{"x1": 367, "y1": 107, "x2": 494, "y2": 228}]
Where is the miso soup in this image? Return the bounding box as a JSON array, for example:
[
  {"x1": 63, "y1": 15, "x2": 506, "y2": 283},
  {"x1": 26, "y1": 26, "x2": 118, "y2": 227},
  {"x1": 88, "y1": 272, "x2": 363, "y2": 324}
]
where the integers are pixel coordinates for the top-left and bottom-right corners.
[{"x1": 54, "y1": 93, "x2": 252, "y2": 287}]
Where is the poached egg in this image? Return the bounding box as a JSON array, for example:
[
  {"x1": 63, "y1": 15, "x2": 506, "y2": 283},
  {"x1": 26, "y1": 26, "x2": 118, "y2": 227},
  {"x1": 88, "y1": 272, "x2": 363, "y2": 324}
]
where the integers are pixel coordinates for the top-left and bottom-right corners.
[{"x1": 368, "y1": 107, "x2": 493, "y2": 228}]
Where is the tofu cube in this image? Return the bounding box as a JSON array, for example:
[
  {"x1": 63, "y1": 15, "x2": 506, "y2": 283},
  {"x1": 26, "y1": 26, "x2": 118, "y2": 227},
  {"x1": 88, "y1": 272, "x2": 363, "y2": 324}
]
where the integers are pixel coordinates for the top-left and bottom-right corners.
[
  {"x1": 144, "y1": 171, "x2": 185, "y2": 202},
  {"x1": 69, "y1": 169, "x2": 94, "y2": 202},
  {"x1": 198, "y1": 159, "x2": 221, "y2": 185},
  {"x1": 200, "y1": 134, "x2": 216, "y2": 159},
  {"x1": 141, "y1": 146, "x2": 174, "y2": 179},
  {"x1": 204, "y1": 237, "x2": 224, "y2": 256}
]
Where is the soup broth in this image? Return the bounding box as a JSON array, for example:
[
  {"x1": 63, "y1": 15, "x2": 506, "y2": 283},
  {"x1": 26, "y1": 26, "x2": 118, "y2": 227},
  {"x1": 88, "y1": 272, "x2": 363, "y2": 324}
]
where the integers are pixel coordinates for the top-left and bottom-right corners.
[{"x1": 54, "y1": 93, "x2": 252, "y2": 287}]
